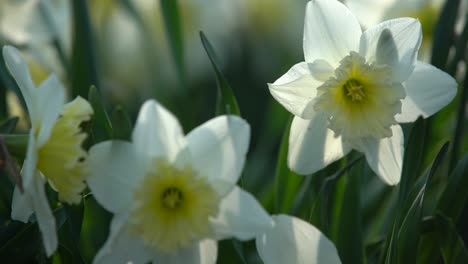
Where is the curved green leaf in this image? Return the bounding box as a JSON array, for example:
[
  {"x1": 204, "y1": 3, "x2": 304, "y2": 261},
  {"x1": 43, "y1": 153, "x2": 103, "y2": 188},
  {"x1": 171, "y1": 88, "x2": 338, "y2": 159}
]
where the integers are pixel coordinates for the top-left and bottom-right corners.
[{"x1": 200, "y1": 31, "x2": 241, "y2": 116}]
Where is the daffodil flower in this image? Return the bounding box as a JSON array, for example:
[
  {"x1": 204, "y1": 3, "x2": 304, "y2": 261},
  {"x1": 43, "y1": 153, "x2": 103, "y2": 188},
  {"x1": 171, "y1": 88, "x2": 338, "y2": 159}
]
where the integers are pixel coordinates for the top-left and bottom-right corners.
[
  {"x1": 3, "y1": 45, "x2": 93, "y2": 256},
  {"x1": 87, "y1": 100, "x2": 273, "y2": 263},
  {"x1": 256, "y1": 214, "x2": 341, "y2": 264},
  {"x1": 268, "y1": 0, "x2": 457, "y2": 185}
]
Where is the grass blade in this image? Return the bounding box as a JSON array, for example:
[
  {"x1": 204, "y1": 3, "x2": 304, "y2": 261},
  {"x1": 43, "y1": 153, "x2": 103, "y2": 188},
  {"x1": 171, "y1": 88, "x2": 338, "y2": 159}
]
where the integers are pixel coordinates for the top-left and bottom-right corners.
[
  {"x1": 200, "y1": 31, "x2": 241, "y2": 116},
  {"x1": 437, "y1": 153, "x2": 468, "y2": 221},
  {"x1": 160, "y1": 0, "x2": 185, "y2": 83},
  {"x1": 88, "y1": 86, "x2": 112, "y2": 143},
  {"x1": 71, "y1": 0, "x2": 99, "y2": 98},
  {"x1": 111, "y1": 106, "x2": 133, "y2": 141}
]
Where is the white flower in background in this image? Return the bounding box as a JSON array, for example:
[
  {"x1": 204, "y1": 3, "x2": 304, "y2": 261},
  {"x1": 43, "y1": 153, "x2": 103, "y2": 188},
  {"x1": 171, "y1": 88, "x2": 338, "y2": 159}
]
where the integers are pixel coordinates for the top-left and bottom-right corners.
[
  {"x1": 87, "y1": 100, "x2": 273, "y2": 263},
  {"x1": 0, "y1": 0, "x2": 70, "y2": 82},
  {"x1": 269, "y1": 0, "x2": 457, "y2": 185},
  {"x1": 2, "y1": 45, "x2": 93, "y2": 256},
  {"x1": 345, "y1": 0, "x2": 467, "y2": 60},
  {"x1": 256, "y1": 214, "x2": 341, "y2": 264},
  {"x1": 0, "y1": 0, "x2": 70, "y2": 51}
]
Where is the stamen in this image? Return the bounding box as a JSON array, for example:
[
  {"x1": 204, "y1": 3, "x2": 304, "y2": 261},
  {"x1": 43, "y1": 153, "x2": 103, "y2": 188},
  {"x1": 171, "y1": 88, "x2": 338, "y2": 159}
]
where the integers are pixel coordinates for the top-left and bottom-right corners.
[
  {"x1": 343, "y1": 79, "x2": 365, "y2": 102},
  {"x1": 162, "y1": 187, "x2": 183, "y2": 209}
]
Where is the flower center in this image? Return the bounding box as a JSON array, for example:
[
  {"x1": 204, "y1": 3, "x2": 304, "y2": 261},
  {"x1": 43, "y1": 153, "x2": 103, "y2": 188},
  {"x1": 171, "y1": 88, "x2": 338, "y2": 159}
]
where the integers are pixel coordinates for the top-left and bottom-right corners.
[
  {"x1": 37, "y1": 97, "x2": 93, "y2": 204},
  {"x1": 314, "y1": 51, "x2": 405, "y2": 139},
  {"x1": 162, "y1": 187, "x2": 183, "y2": 209},
  {"x1": 129, "y1": 160, "x2": 219, "y2": 253},
  {"x1": 344, "y1": 79, "x2": 365, "y2": 102}
]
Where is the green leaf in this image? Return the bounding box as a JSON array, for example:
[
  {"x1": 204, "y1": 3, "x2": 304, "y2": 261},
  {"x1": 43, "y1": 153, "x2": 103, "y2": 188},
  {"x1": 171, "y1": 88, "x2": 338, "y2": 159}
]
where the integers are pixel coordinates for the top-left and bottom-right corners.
[
  {"x1": 273, "y1": 115, "x2": 302, "y2": 213},
  {"x1": 88, "y1": 85, "x2": 112, "y2": 143},
  {"x1": 434, "y1": 213, "x2": 468, "y2": 263},
  {"x1": 0, "y1": 222, "x2": 42, "y2": 263},
  {"x1": 437, "y1": 153, "x2": 468, "y2": 221},
  {"x1": 71, "y1": 0, "x2": 99, "y2": 98},
  {"x1": 2, "y1": 134, "x2": 28, "y2": 160},
  {"x1": 231, "y1": 240, "x2": 248, "y2": 264},
  {"x1": 385, "y1": 143, "x2": 449, "y2": 264},
  {"x1": 160, "y1": 0, "x2": 185, "y2": 83},
  {"x1": 0, "y1": 75, "x2": 7, "y2": 120},
  {"x1": 431, "y1": 0, "x2": 462, "y2": 69},
  {"x1": 111, "y1": 106, "x2": 133, "y2": 141},
  {"x1": 336, "y1": 160, "x2": 364, "y2": 264},
  {"x1": 398, "y1": 118, "x2": 426, "y2": 207},
  {"x1": 0, "y1": 117, "x2": 18, "y2": 133},
  {"x1": 450, "y1": 57, "x2": 468, "y2": 170},
  {"x1": 302, "y1": 155, "x2": 362, "y2": 234},
  {"x1": 200, "y1": 31, "x2": 241, "y2": 116},
  {"x1": 0, "y1": 206, "x2": 68, "y2": 263},
  {"x1": 57, "y1": 204, "x2": 85, "y2": 264}
]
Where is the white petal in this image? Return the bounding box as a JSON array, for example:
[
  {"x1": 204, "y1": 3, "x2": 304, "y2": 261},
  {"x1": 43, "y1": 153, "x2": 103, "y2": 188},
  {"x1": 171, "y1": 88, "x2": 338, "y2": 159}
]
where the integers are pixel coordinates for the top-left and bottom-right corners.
[
  {"x1": 93, "y1": 214, "x2": 152, "y2": 264},
  {"x1": 256, "y1": 214, "x2": 341, "y2": 264},
  {"x1": 153, "y1": 240, "x2": 218, "y2": 264},
  {"x1": 360, "y1": 18, "x2": 422, "y2": 82},
  {"x1": 304, "y1": 0, "x2": 361, "y2": 65},
  {"x1": 268, "y1": 61, "x2": 333, "y2": 119},
  {"x1": 132, "y1": 99, "x2": 186, "y2": 163},
  {"x1": 209, "y1": 186, "x2": 274, "y2": 241},
  {"x1": 2, "y1": 45, "x2": 36, "y2": 118},
  {"x1": 187, "y1": 115, "x2": 249, "y2": 196},
  {"x1": 355, "y1": 125, "x2": 404, "y2": 185},
  {"x1": 21, "y1": 132, "x2": 38, "y2": 190},
  {"x1": 35, "y1": 74, "x2": 66, "y2": 147},
  {"x1": 32, "y1": 173, "x2": 57, "y2": 257},
  {"x1": 288, "y1": 115, "x2": 350, "y2": 175},
  {"x1": 396, "y1": 61, "x2": 458, "y2": 123},
  {"x1": 11, "y1": 186, "x2": 33, "y2": 223},
  {"x1": 87, "y1": 141, "x2": 144, "y2": 214}
]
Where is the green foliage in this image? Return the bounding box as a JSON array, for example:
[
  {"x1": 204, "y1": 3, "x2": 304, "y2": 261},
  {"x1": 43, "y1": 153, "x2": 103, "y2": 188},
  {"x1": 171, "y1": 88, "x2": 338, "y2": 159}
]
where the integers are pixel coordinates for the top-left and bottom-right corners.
[
  {"x1": 200, "y1": 31, "x2": 241, "y2": 116},
  {"x1": 71, "y1": 0, "x2": 99, "y2": 98},
  {"x1": 160, "y1": 0, "x2": 186, "y2": 84},
  {"x1": 88, "y1": 85, "x2": 112, "y2": 144},
  {"x1": 0, "y1": 0, "x2": 467, "y2": 263}
]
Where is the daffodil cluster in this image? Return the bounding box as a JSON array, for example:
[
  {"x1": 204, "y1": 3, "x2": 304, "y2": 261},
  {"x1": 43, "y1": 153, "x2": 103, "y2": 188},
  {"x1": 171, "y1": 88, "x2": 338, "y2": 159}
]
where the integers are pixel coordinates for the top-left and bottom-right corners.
[{"x1": 1, "y1": 0, "x2": 459, "y2": 263}]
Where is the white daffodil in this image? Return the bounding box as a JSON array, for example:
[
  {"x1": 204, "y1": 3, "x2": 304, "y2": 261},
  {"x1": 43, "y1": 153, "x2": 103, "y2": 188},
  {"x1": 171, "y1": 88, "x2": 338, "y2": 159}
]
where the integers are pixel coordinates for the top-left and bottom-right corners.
[
  {"x1": 3, "y1": 45, "x2": 93, "y2": 256},
  {"x1": 256, "y1": 214, "x2": 341, "y2": 264},
  {"x1": 268, "y1": 0, "x2": 457, "y2": 185},
  {"x1": 0, "y1": 0, "x2": 70, "y2": 51},
  {"x1": 345, "y1": 0, "x2": 467, "y2": 60},
  {"x1": 86, "y1": 100, "x2": 273, "y2": 264}
]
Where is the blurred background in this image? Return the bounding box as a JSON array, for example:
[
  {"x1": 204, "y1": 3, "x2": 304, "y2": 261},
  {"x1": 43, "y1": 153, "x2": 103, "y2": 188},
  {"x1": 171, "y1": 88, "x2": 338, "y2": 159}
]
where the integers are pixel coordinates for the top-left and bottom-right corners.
[{"x1": 0, "y1": 0, "x2": 467, "y2": 263}]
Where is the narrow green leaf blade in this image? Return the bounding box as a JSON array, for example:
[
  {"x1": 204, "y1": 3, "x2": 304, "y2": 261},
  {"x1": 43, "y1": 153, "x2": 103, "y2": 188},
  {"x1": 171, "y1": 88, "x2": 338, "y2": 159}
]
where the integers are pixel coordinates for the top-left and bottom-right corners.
[
  {"x1": 200, "y1": 31, "x2": 241, "y2": 116},
  {"x1": 431, "y1": 0, "x2": 461, "y2": 69},
  {"x1": 273, "y1": 115, "x2": 301, "y2": 213},
  {"x1": 394, "y1": 143, "x2": 449, "y2": 263},
  {"x1": 71, "y1": 0, "x2": 99, "y2": 98},
  {"x1": 336, "y1": 161, "x2": 364, "y2": 264},
  {"x1": 160, "y1": 0, "x2": 185, "y2": 83},
  {"x1": 111, "y1": 106, "x2": 133, "y2": 141},
  {"x1": 437, "y1": 153, "x2": 468, "y2": 221},
  {"x1": 435, "y1": 213, "x2": 468, "y2": 264},
  {"x1": 398, "y1": 118, "x2": 426, "y2": 207},
  {"x1": 88, "y1": 85, "x2": 112, "y2": 143},
  {"x1": 385, "y1": 143, "x2": 449, "y2": 264},
  {"x1": 0, "y1": 117, "x2": 18, "y2": 133}
]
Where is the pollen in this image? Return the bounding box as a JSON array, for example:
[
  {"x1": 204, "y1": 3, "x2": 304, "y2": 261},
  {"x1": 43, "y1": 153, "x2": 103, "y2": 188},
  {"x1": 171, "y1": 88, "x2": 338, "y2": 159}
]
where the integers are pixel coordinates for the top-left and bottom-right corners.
[
  {"x1": 314, "y1": 51, "x2": 405, "y2": 139},
  {"x1": 128, "y1": 160, "x2": 219, "y2": 253},
  {"x1": 37, "y1": 97, "x2": 93, "y2": 204}
]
